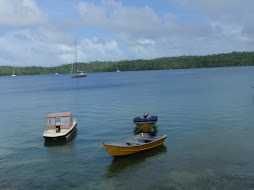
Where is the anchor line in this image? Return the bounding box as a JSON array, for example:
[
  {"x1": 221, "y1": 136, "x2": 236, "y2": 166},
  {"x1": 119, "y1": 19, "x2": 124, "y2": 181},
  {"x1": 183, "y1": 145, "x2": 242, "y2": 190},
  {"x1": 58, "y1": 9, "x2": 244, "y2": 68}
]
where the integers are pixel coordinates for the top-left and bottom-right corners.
[
  {"x1": 134, "y1": 123, "x2": 146, "y2": 135},
  {"x1": 1, "y1": 123, "x2": 147, "y2": 182},
  {"x1": 59, "y1": 143, "x2": 103, "y2": 175}
]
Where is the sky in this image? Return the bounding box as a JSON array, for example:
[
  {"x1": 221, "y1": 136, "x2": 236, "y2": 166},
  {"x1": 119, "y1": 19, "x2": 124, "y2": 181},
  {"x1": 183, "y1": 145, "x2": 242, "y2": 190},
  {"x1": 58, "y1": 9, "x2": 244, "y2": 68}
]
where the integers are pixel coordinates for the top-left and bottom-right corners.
[{"x1": 0, "y1": 0, "x2": 253, "y2": 67}]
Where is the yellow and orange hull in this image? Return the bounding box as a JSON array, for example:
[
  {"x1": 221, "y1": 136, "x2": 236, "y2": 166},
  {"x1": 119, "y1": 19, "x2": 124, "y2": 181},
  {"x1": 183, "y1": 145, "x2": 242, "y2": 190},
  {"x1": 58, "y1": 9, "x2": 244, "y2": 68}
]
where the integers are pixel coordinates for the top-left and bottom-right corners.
[{"x1": 103, "y1": 135, "x2": 167, "y2": 157}]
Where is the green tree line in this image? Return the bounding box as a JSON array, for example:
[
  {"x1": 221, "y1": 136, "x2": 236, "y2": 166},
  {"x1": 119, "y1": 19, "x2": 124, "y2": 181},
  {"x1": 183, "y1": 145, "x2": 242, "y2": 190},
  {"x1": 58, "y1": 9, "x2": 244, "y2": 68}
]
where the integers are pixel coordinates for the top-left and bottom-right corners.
[{"x1": 1, "y1": 51, "x2": 254, "y2": 76}]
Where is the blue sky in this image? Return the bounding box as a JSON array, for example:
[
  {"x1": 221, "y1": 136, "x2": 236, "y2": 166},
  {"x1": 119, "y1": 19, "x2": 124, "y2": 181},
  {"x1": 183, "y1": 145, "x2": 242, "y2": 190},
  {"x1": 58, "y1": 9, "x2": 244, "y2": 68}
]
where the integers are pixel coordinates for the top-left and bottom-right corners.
[{"x1": 0, "y1": 0, "x2": 253, "y2": 66}]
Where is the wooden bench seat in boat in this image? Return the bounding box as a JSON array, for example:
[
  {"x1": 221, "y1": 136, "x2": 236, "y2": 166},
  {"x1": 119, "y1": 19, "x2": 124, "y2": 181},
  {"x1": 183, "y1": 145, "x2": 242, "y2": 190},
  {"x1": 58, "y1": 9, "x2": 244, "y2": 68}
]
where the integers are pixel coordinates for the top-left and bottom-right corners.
[
  {"x1": 125, "y1": 139, "x2": 154, "y2": 145},
  {"x1": 125, "y1": 141, "x2": 145, "y2": 145}
]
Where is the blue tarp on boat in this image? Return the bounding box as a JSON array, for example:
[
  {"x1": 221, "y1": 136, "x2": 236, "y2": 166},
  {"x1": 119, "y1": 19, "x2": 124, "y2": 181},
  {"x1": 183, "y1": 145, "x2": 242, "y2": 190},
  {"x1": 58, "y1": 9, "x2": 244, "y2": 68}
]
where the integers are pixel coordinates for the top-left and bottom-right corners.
[{"x1": 133, "y1": 116, "x2": 158, "y2": 124}]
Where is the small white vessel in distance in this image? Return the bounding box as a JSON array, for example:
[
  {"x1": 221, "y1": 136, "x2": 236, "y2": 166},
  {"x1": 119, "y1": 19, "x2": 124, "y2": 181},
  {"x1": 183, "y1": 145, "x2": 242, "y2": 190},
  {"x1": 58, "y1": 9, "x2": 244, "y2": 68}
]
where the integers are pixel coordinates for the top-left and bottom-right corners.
[
  {"x1": 11, "y1": 70, "x2": 16, "y2": 76},
  {"x1": 43, "y1": 112, "x2": 77, "y2": 140},
  {"x1": 71, "y1": 70, "x2": 87, "y2": 78},
  {"x1": 116, "y1": 66, "x2": 120, "y2": 72},
  {"x1": 71, "y1": 37, "x2": 87, "y2": 78}
]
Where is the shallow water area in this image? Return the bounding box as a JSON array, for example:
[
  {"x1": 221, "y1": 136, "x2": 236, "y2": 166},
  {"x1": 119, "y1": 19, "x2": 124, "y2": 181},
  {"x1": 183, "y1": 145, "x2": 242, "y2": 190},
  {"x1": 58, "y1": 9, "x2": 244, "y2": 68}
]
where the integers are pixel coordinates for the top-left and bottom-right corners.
[{"x1": 1, "y1": 67, "x2": 254, "y2": 189}]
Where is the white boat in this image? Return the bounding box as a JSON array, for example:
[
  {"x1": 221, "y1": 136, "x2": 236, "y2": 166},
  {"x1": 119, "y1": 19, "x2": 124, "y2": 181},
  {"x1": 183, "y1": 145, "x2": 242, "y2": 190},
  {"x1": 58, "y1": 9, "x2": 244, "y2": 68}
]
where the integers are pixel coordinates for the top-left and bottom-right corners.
[
  {"x1": 43, "y1": 112, "x2": 77, "y2": 140},
  {"x1": 55, "y1": 73, "x2": 58, "y2": 75},
  {"x1": 11, "y1": 70, "x2": 16, "y2": 76},
  {"x1": 116, "y1": 67, "x2": 120, "y2": 72},
  {"x1": 71, "y1": 70, "x2": 87, "y2": 78},
  {"x1": 71, "y1": 37, "x2": 87, "y2": 78}
]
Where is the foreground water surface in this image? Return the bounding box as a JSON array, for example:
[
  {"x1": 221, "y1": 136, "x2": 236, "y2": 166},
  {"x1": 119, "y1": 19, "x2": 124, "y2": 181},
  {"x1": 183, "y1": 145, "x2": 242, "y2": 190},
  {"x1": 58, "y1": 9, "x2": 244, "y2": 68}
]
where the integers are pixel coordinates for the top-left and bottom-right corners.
[{"x1": 1, "y1": 67, "x2": 254, "y2": 189}]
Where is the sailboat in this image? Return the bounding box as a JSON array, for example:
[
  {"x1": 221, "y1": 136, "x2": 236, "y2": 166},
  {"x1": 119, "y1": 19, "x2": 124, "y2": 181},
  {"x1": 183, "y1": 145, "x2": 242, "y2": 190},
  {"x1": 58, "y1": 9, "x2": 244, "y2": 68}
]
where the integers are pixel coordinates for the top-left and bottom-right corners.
[
  {"x1": 11, "y1": 70, "x2": 16, "y2": 76},
  {"x1": 116, "y1": 66, "x2": 120, "y2": 72},
  {"x1": 71, "y1": 37, "x2": 87, "y2": 78}
]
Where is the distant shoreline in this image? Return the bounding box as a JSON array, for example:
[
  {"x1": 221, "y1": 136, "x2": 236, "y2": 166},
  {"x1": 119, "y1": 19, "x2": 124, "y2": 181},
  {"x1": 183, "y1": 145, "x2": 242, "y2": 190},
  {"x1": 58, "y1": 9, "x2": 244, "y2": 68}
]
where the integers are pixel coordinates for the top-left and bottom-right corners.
[{"x1": 1, "y1": 51, "x2": 253, "y2": 76}]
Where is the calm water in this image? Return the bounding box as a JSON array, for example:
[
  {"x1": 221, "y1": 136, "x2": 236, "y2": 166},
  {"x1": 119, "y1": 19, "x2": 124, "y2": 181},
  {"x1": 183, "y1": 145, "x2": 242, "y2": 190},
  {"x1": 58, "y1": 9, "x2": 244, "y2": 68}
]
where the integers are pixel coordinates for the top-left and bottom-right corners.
[{"x1": 1, "y1": 67, "x2": 254, "y2": 189}]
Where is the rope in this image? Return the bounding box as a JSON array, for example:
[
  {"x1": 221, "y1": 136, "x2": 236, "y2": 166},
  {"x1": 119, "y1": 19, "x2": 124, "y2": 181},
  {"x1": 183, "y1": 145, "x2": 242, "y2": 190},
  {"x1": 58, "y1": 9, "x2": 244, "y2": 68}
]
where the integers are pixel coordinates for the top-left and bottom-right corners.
[
  {"x1": 0, "y1": 178, "x2": 9, "y2": 182},
  {"x1": 134, "y1": 123, "x2": 146, "y2": 134},
  {"x1": 0, "y1": 123, "x2": 148, "y2": 182},
  {"x1": 80, "y1": 144, "x2": 103, "y2": 164},
  {"x1": 59, "y1": 143, "x2": 103, "y2": 175}
]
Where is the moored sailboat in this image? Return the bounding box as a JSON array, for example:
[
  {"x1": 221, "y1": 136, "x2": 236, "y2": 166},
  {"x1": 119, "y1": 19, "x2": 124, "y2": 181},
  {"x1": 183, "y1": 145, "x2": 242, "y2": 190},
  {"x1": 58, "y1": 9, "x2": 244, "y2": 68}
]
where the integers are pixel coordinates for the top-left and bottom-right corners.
[
  {"x1": 11, "y1": 70, "x2": 16, "y2": 76},
  {"x1": 71, "y1": 37, "x2": 87, "y2": 78}
]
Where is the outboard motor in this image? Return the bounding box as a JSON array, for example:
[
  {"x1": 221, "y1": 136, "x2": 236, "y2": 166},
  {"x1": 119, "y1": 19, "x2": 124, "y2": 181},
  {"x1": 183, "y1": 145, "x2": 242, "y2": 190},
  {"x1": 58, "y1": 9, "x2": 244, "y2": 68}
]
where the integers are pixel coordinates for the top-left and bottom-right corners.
[
  {"x1": 148, "y1": 126, "x2": 156, "y2": 137},
  {"x1": 143, "y1": 112, "x2": 149, "y2": 119}
]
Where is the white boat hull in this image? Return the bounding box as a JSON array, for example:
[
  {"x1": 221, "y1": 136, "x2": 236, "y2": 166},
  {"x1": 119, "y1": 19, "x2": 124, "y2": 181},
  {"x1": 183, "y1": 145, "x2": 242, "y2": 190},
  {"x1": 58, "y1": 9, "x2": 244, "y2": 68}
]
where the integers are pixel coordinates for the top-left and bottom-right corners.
[
  {"x1": 71, "y1": 73, "x2": 87, "y2": 78},
  {"x1": 43, "y1": 120, "x2": 77, "y2": 140}
]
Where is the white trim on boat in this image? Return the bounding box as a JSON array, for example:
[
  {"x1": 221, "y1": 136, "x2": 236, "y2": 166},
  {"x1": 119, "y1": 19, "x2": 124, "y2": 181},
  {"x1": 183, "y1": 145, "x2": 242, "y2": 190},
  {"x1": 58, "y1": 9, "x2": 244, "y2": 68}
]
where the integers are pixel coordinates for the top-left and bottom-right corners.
[{"x1": 43, "y1": 120, "x2": 77, "y2": 138}]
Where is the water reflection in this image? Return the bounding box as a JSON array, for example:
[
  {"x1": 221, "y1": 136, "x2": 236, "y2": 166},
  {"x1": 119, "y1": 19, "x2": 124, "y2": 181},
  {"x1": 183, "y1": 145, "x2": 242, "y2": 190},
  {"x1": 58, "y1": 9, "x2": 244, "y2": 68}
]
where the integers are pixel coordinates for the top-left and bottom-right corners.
[
  {"x1": 44, "y1": 128, "x2": 77, "y2": 147},
  {"x1": 107, "y1": 144, "x2": 167, "y2": 177}
]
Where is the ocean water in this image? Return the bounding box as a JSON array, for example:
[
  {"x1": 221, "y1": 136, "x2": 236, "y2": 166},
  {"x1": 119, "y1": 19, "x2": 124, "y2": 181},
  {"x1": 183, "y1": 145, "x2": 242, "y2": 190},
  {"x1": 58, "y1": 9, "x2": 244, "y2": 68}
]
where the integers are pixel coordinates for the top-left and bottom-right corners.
[{"x1": 1, "y1": 67, "x2": 254, "y2": 189}]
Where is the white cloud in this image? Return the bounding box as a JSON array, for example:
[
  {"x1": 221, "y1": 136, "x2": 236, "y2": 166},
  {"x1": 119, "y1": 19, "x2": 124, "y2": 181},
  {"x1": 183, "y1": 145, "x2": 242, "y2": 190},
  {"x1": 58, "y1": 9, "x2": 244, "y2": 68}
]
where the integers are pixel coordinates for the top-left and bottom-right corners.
[
  {"x1": 78, "y1": 37, "x2": 123, "y2": 62},
  {"x1": 177, "y1": 0, "x2": 254, "y2": 21},
  {"x1": 0, "y1": 0, "x2": 254, "y2": 67},
  {"x1": 137, "y1": 39, "x2": 155, "y2": 45},
  {"x1": 0, "y1": 30, "x2": 63, "y2": 66},
  {"x1": 77, "y1": 1, "x2": 161, "y2": 36},
  {"x1": 0, "y1": 28, "x2": 124, "y2": 66},
  {"x1": 174, "y1": 0, "x2": 254, "y2": 51},
  {"x1": 0, "y1": 0, "x2": 48, "y2": 28}
]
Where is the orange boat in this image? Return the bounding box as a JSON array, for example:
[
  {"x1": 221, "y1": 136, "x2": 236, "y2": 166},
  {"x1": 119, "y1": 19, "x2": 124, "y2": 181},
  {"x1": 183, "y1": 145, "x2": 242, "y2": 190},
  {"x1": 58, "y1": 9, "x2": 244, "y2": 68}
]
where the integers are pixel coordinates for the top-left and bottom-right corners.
[{"x1": 103, "y1": 133, "x2": 167, "y2": 157}]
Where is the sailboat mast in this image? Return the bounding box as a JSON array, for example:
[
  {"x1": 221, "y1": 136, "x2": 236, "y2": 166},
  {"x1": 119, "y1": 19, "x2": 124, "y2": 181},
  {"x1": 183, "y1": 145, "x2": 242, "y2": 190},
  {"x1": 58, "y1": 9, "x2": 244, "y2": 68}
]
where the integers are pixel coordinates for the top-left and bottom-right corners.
[{"x1": 75, "y1": 36, "x2": 77, "y2": 72}]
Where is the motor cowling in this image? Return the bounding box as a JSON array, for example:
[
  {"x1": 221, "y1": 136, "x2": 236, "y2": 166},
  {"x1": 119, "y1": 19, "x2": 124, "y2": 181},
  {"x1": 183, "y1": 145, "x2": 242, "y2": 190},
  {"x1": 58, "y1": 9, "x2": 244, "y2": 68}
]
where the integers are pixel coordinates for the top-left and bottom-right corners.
[{"x1": 148, "y1": 126, "x2": 156, "y2": 137}]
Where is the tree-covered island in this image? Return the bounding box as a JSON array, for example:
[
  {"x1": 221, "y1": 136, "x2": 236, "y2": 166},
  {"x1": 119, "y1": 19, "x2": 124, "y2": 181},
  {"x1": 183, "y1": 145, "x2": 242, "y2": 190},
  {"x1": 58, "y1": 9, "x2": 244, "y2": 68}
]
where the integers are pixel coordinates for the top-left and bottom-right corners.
[{"x1": 1, "y1": 51, "x2": 254, "y2": 76}]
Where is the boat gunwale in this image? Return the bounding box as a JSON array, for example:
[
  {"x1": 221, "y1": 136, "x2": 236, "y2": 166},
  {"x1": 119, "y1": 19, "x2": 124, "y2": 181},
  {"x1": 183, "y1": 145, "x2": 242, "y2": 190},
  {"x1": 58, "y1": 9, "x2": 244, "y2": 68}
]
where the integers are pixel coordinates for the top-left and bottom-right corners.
[
  {"x1": 103, "y1": 134, "x2": 167, "y2": 148},
  {"x1": 134, "y1": 121, "x2": 157, "y2": 124}
]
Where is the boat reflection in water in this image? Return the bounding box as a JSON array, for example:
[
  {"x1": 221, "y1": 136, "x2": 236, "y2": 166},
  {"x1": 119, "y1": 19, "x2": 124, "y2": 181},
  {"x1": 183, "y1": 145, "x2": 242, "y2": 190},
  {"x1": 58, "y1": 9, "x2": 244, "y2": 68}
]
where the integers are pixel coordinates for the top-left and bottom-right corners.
[
  {"x1": 44, "y1": 128, "x2": 77, "y2": 147},
  {"x1": 107, "y1": 144, "x2": 167, "y2": 177}
]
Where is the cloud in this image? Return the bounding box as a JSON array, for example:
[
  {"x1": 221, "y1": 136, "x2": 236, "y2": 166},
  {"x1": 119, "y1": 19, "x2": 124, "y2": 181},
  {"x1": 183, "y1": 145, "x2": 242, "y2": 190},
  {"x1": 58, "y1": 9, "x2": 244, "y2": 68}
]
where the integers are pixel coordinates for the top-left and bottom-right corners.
[
  {"x1": 177, "y1": 0, "x2": 254, "y2": 21},
  {"x1": 175, "y1": 0, "x2": 254, "y2": 51},
  {"x1": 78, "y1": 37, "x2": 123, "y2": 62},
  {"x1": 0, "y1": 0, "x2": 48, "y2": 28},
  {"x1": 0, "y1": 30, "x2": 62, "y2": 66},
  {"x1": 0, "y1": 27, "x2": 124, "y2": 66},
  {"x1": 0, "y1": 0, "x2": 254, "y2": 67},
  {"x1": 77, "y1": 0, "x2": 235, "y2": 59},
  {"x1": 77, "y1": 1, "x2": 161, "y2": 37}
]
